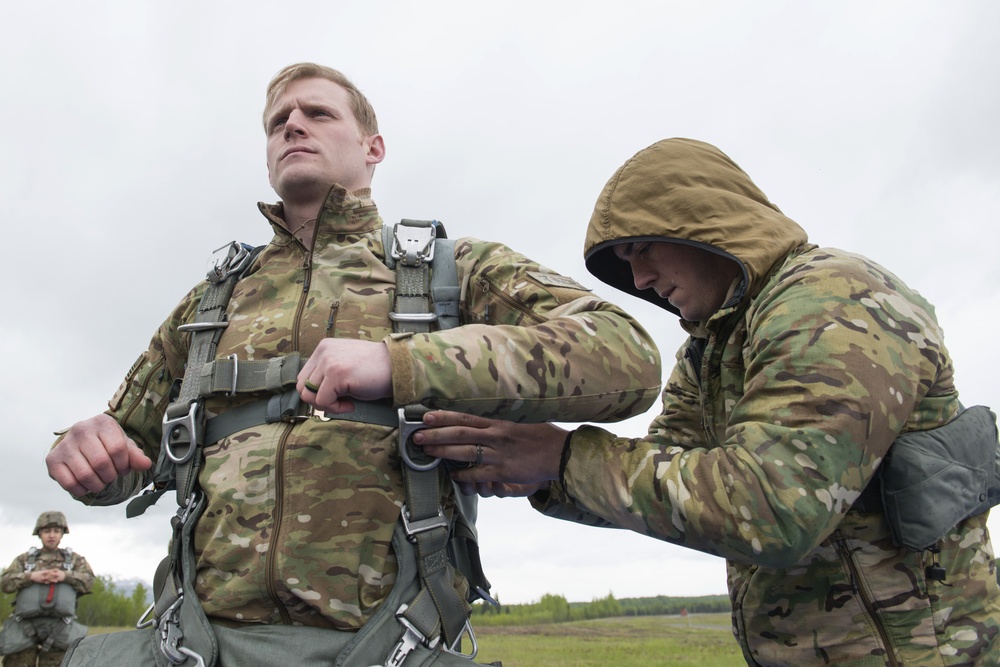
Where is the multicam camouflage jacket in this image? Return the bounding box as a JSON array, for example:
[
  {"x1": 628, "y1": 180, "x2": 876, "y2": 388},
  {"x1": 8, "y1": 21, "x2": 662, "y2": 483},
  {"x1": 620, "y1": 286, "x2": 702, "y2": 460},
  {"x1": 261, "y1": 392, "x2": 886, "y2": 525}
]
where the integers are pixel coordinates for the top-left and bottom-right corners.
[
  {"x1": 1, "y1": 547, "x2": 95, "y2": 596},
  {"x1": 534, "y1": 138, "x2": 1000, "y2": 665},
  {"x1": 72, "y1": 185, "x2": 661, "y2": 632}
]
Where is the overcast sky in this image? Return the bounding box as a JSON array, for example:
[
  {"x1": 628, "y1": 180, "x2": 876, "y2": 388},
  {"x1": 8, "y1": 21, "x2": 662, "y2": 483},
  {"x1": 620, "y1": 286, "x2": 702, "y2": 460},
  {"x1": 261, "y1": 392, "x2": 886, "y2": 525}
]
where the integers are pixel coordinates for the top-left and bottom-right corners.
[{"x1": 1, "y1": 1, "x2": 998, "y2": 607}]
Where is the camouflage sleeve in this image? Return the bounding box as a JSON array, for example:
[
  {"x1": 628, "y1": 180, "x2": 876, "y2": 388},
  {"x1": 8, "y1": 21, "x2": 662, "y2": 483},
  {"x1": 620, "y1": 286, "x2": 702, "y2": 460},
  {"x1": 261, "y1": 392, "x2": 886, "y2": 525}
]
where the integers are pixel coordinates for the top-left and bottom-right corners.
[
  {"x1": 386, "y1": 238, "x2": 662, "y2": 423},
  {"x1": 65, "y1": 552, "x2": 96, "y2": 595},
  {"x1": 538, "y1": 251, "x2": 956, "y2": 567},
  {"x1": 0, "y1": 553, "x2": 28, "y2": 593},
  {"x1": 63, "y1": 284, "x2": 204, "y2": 506}
]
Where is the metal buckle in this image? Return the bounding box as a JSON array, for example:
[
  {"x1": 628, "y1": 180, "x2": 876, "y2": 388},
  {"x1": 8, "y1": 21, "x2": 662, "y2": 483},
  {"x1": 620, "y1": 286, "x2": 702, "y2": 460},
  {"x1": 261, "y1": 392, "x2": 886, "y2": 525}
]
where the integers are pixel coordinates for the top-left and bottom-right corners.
[
  {"x1": 176, "y1": 321, "x2": 230, "y2": 333},
  {"x1": 399, "y1": 505, "x2": 449, "y2": 539},
  {"x1": 441, "y1": 618, "x2": 479, "y2": 660},
  {"x1": 207, "y1": 242, "x2": 253, "y2": 285},
  {"x1": 302, "y1": 404, "x2": 333, "y2": 422},
  {"x1": 136, "y1": 601, "x2": 156, "y2": 629},
  {"x1": 226, "y1": 353, "x2": 238, "y2": 397},
  {"x1": 163, "y1": 402, "x2": 200, "y2": 464},
  {"x1": 158, "y1": 595, "x2": 206, "y2": 666},
  {"x1": 398, "y1": 407, "x2": 439, "y2": 472},
  {"x1": 384, "y1": 605, "x2": 440, "y2": 667},
  {"x1": 391, "y1": 222, "x2": 436, "y2": 267}
]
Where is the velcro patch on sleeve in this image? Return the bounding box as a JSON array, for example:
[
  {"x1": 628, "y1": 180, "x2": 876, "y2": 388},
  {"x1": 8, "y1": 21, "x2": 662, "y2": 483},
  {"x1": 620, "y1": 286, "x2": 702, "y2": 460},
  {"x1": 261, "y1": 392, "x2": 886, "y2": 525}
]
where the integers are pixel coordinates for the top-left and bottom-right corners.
[{"x1": 527, "y1": 271, "x2": 589, "y2": 291}]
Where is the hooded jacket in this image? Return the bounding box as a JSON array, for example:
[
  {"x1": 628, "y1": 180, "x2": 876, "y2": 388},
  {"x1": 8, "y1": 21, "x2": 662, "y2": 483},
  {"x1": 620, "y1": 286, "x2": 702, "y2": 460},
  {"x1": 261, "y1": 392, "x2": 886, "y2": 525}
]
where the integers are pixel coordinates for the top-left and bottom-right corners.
[{"x1": 535, "y1": 139, "x2": 1000, "y2": 666}]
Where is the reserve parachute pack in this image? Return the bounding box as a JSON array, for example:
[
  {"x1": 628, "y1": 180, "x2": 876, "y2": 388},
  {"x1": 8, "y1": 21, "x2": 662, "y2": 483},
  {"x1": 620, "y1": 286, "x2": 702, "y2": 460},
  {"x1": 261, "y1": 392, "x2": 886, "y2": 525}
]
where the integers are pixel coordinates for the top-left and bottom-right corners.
[
  {"x1": 100, "y1": 220, "x2": 497, "y2": 667},
  {"x1": 12, "y1": 547, "x2": 78, "y2": 619},
  {"x1": 853, "y1": 404, "x2": 1000, "y2": 551},
  {"x1": 1, "y1": 546, "x2": 89, "y2": 656}
]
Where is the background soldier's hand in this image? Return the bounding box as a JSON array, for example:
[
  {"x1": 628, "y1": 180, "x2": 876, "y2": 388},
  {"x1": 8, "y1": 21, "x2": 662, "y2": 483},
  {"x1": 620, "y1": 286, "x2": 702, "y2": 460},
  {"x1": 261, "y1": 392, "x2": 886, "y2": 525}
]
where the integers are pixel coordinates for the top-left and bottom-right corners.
[
  {"x1": 46, "y1": 413, "x2": 152, "y2": 497},
  {"x1": 414, "y1": 410, "x2": 566, "y2": 488},
  {"x1": 297, "y1": 339, "x2": 393, "y2": 413},
  {"x1": 30, "y1": 569, "x2": 66, "y2": 584}
]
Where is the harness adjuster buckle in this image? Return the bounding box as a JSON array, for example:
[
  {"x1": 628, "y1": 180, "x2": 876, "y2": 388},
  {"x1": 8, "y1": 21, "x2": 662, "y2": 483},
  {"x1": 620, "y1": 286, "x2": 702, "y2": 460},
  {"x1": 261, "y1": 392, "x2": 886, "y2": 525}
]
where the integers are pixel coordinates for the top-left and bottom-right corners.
[
  {"x1": 400, "y1": 505, "x2": 448, "y2": 540},
  {"x1": 207, "y1": 241, "x2": 254, "y2": 284},
  {"x1": 385, "y1": 605, "x2": 440, "y2": 667},
  {"x1": 391, "y1": 222, "x2": 436, "y2": 267}
]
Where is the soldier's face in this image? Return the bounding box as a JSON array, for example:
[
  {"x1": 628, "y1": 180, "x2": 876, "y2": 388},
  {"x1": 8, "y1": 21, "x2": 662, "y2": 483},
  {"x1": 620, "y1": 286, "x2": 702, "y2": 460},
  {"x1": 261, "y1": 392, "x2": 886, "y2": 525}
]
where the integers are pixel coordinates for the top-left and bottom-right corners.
[
  {"x1": 39, "y1": 527, "x2": 63, "y2": 550},
  {"x1": 615, "y1": 241, "x2": 740, "y2": 321},
  {"x1": 265, "y1": 77, "x2": 384, "y2": 201}
]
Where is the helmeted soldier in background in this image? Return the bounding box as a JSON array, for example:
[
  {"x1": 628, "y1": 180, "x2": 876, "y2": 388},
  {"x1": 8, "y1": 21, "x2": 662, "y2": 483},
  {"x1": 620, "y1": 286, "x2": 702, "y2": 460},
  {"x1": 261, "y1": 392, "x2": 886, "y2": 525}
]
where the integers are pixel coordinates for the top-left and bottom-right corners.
[{"x1": 0, "y1": 512, "x2": 94, "y2": 667}]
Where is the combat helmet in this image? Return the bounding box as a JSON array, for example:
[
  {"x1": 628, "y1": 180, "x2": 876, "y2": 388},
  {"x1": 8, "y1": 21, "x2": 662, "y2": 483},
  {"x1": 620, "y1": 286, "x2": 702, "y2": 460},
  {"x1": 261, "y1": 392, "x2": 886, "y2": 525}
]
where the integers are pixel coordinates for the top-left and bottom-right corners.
[{"x1": 33, "y1": 511, "x2": 69, "y2": 535}]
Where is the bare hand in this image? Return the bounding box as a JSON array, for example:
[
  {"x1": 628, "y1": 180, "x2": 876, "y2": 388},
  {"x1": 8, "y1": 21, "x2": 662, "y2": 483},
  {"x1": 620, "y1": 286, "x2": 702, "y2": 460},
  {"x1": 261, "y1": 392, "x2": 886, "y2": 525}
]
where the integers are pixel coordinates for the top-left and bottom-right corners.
[
  {"x1": 297, "y1": 339, "x2": 393, "y2": 413},
  {"x1": 31, "y1": 569, "x2": 66, "y2": 584},
  {"x1": 414, "y1": 410, "x2": 566, "y2": 487},
  {"x1": 45, "y1": 414, "x2": 152, "y2": 497}
]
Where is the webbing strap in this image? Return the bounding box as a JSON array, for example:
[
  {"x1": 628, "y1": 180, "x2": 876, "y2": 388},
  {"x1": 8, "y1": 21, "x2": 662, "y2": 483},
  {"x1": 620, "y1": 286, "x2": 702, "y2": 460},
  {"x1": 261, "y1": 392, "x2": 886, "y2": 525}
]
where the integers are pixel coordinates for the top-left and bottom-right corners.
[
  {"x1": 397, "y1": 406, "x2": 471, "y2": 649},
  {"x1": 147, "y1": 242, "x2": 257, "y2": 666},
  {"x1": 198, "y1": 354, "x2": 302, "y2": 397},
  {"x1": 383, "y1": 220, "x2": 460, "y2": 334},
  {"x1": 201, "y1": 391, "x2": 397, "y2": 445}
]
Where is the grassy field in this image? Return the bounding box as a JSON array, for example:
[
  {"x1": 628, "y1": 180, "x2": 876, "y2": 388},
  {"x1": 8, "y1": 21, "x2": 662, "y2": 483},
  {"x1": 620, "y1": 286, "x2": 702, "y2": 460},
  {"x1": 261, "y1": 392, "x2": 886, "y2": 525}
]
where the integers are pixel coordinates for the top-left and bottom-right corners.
[
  {"x1": 472, "y1": 613, "x2": 743, "y2": 667},
  {"x1": 87, "y1": 613, "x2": 744, "y2": 666}
]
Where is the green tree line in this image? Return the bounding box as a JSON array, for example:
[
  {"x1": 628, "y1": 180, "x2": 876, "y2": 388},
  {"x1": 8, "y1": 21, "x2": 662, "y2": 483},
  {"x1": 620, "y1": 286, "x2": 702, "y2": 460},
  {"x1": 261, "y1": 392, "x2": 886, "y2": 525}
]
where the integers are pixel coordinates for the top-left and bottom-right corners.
[
  {"x1": 0, "y1": 576, "x2": 150, "y2": 628},
  {"x1": 470, "y1": 592, "x2": 730, "y2": 627}
]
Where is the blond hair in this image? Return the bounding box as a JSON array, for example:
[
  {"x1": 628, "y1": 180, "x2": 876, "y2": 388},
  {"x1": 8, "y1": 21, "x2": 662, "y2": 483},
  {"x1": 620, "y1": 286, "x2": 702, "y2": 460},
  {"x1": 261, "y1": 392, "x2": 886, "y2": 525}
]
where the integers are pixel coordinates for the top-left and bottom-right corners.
[{"x1": 262, "y1": 63, "x2": 379, "y2": 136}]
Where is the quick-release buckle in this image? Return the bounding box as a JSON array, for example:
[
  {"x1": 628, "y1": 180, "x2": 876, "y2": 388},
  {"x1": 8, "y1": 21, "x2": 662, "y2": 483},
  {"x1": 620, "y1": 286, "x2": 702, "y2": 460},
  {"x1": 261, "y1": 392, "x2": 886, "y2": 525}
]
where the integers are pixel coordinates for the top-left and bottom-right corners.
[
  {"x1": 158, "y1": 594, "x2": 206, "y2": 667},
  {"x1": 384, "y1": 604, "x2": 441, "y2": 667},
  {"x1": 207, "y1": 241, "x2": 254, "y2": 285},
  {"x1": 391, "y1": 221, "x2": 436, "y2": 267},
  {"x1": 163, "y1": 402, "x2": 200, "y2": 464},
  {"x1": 398, "y1": 406, "x2": 439, "y2": 472}
]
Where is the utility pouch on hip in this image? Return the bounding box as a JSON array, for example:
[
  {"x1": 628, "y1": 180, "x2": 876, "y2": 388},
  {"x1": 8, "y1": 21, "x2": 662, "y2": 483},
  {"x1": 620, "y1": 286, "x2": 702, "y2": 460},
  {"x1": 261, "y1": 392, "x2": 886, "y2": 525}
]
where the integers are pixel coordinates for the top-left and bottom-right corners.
[{"x1": 881, "y1": 405, "x2": 1000, "y2": 551}]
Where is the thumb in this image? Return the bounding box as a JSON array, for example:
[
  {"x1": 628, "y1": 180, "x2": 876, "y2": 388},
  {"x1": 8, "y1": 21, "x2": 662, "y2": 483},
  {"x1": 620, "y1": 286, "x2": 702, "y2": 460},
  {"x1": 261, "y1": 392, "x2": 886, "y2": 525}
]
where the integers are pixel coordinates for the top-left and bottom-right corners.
[{"x1": 128, "y1": 442, "x2": 154, "y2": 471}]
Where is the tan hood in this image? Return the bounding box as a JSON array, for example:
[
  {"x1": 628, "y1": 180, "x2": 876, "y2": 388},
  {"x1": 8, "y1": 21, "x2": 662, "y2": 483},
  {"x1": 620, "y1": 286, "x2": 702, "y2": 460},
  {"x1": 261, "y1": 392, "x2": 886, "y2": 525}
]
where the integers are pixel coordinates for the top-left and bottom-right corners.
[{"x1": 584, "y1": 138, "x2": 808, "y2": 316}]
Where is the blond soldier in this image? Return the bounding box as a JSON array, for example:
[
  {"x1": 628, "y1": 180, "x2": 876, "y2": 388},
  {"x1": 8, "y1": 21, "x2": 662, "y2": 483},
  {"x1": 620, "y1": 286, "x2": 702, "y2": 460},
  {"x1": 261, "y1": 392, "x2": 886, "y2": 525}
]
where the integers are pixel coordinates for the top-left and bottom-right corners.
[
  {"x1": 44, "y1": 64, "x2": 661, "y2": 666},
  {"x1": 0, "y1": 512, "x2": 94, "y2": 667},
  {"x1": 417, "y1": 138, "x2": 1000, "y2": 665}
]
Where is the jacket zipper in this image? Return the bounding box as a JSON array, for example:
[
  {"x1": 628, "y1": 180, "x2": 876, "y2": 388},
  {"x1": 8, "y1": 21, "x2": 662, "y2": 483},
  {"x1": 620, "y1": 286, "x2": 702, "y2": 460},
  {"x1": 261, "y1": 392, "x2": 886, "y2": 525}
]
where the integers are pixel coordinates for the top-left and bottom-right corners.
[
  {"x1": 325, "y1": 301, "x2": 340, "y2": 336},
  {"x1": 264, "y1": 250, "x2": 312, "y2": 624},
  {"x1": 835, "y1": 532, "x2": 899, "y2": 666},
  {"x1": 477, "y1": 278, "x2": 544, "y2": 325}
]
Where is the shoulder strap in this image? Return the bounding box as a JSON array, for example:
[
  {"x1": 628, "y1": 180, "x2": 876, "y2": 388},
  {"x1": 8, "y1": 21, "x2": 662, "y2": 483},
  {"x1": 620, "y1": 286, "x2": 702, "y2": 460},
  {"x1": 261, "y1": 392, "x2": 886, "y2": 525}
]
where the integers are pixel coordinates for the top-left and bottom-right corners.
[
  {"x1": 25, "y1": 547, "x2": 38, "y2": 572},
  {"x1": 384, "y1": 219, "x2": 459, "y2": 333},
  {"x1": 62, "y1": 547, "x2": 74, "y2": 571},
  {"x1": 383, "y1": 221, "x2": 495, "y2": 662},
  {"x1": 133, "y1": 240, "x2": 262, "y2": 667}
]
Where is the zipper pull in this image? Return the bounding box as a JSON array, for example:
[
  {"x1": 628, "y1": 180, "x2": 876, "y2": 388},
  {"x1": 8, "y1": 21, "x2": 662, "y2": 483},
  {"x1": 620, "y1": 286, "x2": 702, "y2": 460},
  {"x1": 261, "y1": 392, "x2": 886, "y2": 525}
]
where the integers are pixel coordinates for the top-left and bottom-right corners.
[{"x1": 480, "y1": 278, "x2": 490, "y2": 321}]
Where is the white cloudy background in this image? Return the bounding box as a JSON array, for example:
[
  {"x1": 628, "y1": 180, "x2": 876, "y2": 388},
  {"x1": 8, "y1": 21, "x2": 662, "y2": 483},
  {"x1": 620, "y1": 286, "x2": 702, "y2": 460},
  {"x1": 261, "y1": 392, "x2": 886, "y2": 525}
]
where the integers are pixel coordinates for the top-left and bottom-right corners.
[{"x1": 1, "y1": 1, "x2": 998, "y2": 606}]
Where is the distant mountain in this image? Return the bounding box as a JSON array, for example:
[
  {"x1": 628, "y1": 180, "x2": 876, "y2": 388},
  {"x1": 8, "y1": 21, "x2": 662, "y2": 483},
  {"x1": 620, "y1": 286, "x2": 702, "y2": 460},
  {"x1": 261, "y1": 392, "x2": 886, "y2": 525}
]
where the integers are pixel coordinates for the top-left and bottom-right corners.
[{"x1": 112, "y1": 576, "x2": 154, "y2": 605}]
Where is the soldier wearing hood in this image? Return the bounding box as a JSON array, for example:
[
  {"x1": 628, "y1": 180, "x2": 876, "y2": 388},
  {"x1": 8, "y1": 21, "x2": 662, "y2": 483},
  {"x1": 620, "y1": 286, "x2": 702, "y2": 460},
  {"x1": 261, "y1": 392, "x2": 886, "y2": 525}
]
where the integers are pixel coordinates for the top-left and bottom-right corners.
[{"x1": 416, "y1": 138, "x2": 1000, "y2": 665}]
